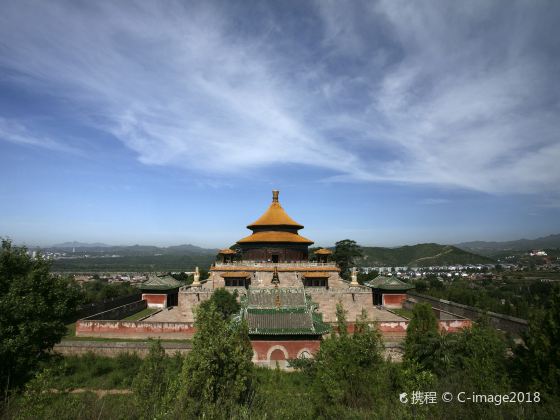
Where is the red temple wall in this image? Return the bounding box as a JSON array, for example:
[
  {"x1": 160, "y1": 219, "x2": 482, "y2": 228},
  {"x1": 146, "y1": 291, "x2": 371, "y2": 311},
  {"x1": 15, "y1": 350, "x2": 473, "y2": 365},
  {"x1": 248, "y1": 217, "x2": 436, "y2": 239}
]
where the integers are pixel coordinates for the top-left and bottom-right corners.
[
  {"x1": 76, "y1": 320, "x2": 196, "y2": 339},
  {"x1": 382, "y1": 294, "x2": 407, "y2": 308},
  {"x1": 251, "y1": 340, "x2": 321, "y2": 362},
  {"x1": 142, "y1": 293, "x2": 167, "y2": 308}
]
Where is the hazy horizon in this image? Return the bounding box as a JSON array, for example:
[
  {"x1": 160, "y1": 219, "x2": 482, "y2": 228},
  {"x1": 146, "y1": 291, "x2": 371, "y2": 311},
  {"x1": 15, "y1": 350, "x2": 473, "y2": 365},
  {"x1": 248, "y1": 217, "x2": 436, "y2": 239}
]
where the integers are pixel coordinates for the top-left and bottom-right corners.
[
  {"x1": 9, "y1": 231, "x2": 560, "y2": 250},
  {"x1": 1, "y1": 1, "x2": 559, "y2": 248}
]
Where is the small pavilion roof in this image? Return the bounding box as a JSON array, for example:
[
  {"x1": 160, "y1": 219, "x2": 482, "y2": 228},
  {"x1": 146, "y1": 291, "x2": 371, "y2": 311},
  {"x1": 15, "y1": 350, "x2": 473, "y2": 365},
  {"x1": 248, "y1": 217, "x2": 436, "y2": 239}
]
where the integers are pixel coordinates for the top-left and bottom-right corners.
[
  {"x1": 364, "y1": 276, "x2": 415, "y2": 291},
  {"x1": 139, "y1": 275, "x2": 182, "y2": 291},
  {"x1": 247, "y1": 190, "x2": 304, "y2": 229},
  {"x1": 314, "y1": 248, "x2": 333, "y2": 255},
  {"x1": 218, "y1": 248, "x2": 236, "y2": 255}
]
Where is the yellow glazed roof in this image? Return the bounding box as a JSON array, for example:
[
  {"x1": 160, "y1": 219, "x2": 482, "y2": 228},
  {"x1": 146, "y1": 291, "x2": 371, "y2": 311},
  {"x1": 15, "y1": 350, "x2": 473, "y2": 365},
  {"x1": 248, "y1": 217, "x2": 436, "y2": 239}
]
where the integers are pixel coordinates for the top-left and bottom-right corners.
[
  {"x1": 314, "y1": 248, "x2": 333, "y2": 255},
  {"x1": 221, "y1": 272, "x2": 251, "y2": 278},
  {"x1": 247, "y1": 190, "x2": 304, "y2": 229},
  {"x1": 218, "y1": 248, "x2": 236, "y2": 254},
  {"x1": 302, "y1": 272, "x2": 330, "y2": 278},
  {"x1": 237, "y1": 231, "x2": 314, "y2": 244}
]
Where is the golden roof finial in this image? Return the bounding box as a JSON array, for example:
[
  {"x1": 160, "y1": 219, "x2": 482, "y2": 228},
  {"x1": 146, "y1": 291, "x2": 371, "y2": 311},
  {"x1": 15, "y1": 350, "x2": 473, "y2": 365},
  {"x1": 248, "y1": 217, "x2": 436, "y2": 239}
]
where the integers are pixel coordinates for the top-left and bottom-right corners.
[{"x1": 272, "y1": 190, "x2": 279, "y2": 203}]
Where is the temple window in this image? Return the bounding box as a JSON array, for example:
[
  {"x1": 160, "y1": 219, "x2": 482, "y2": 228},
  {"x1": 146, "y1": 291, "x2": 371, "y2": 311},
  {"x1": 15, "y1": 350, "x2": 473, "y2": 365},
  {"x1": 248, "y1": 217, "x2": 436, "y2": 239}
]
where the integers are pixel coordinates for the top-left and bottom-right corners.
[
  {"x1": 303, "y1": 278, "x2": 327, "y2": 287},
  {"x1": 225, "y1": 277, "x2": 250, "y2": 288}
]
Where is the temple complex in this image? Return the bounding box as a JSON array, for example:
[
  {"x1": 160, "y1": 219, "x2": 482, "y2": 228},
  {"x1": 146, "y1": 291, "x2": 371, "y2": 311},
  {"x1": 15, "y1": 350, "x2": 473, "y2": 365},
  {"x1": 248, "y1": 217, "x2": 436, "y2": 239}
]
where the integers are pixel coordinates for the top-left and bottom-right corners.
[{"x1": 177, "y1": 190, "x2": 412, "y2": 365}]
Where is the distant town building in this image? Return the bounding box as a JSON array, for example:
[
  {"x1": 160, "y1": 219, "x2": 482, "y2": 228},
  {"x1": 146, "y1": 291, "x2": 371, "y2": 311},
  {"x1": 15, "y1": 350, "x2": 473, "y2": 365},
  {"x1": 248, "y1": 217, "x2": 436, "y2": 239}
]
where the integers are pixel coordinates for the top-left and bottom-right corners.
[{"x1": 529, "y1": 249, "x2": 547, "y2": 256}]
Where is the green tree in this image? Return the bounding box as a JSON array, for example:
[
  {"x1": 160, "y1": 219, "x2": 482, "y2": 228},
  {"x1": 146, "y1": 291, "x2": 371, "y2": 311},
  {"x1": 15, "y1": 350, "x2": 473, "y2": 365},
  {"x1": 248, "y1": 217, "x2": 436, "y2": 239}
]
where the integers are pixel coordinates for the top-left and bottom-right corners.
[
  {"x1": 171, "y1": 301, "x2": 254, "y2": 418},
  {"x1": 447, "y1": 318, "x2": 509, "y2": 390},
  {"x1": 81, "y1": 279, "x2": 136, "y2": 303},
  {"x1": 403, "y1": 303, "x2": 440, "y2": 369},
  {"x1": 0, "y1": 240, "x2": 81, "y2": 390},
  {"x1": 333, "y1": 239, "x2": 363, "y2": 279},
  {"x1": 132, "y1": 340, "x2": 170, "y2": 419},
  {"x1": 514, "y1": 285, "x2": 560, "y2": 395},
  {"x1": 357, "y1": 270, "x2": 379, "y2": 285},
  {"x1": 169, "y1": 271, "x2": 190, "y2": 283},
  {"x1": 310, "y1": 306, "x2": 384, "y2": 414},
  {"x1": 200, "y1": 287, "x2": 240, "y2": 320}
]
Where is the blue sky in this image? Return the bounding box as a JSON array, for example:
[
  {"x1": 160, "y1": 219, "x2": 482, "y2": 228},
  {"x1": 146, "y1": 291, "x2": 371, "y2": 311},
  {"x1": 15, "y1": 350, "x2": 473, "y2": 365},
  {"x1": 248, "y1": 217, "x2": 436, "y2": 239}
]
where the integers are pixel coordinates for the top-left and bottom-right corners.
[{"x1": 1, "y1": 0, "x2": 559, "y2": 248}]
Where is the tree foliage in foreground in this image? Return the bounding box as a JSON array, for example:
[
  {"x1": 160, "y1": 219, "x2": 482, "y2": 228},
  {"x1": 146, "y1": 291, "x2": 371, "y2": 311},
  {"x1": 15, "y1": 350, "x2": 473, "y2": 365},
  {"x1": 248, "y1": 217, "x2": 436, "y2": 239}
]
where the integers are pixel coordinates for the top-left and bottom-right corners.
[
  {"x1": 404, "y1": 302, "x2": 510, "y2": 386},
  {"x1": 404, "y1": 302, "x2": 440, "y2": 369},
  {"x1": 199, "y1": 287, "x2": 240, "y2": 320},
  {"x1": 132, "y1": 341, "x2": 172, "y2": 419},
  {"x1": 169, "y1": 300, "x2": 254, "y2": 418},
  {"x1": 293, "y1": 304, "x2": 385, "y2": 415},
  {"x1": 514, "y1": 285, "x2": 560, "y2": 396},
  {"x1": 0, "y1": 240, "x2": 81, "y2": 390}
]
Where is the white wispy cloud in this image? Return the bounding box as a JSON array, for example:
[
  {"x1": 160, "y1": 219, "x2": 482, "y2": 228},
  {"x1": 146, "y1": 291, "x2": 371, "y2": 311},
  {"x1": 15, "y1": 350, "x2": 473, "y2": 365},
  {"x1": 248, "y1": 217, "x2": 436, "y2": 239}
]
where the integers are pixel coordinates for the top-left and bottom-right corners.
[
  {"x1": 316, "y1": 0, "x2": 560, "y2": 194},
  {"x1": 0, "y1": 117, "x2": 75, "y2": 153},
  {"x1": 0, "y1": 0, "x2": 558, "y2": 195}
]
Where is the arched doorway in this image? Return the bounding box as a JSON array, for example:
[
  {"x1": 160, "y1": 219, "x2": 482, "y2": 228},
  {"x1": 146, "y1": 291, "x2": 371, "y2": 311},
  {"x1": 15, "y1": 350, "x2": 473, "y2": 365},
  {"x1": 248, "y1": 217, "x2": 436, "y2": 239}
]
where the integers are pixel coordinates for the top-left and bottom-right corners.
[{"x1": 269, "y1": 347, "x2": 287, "y2": 368}]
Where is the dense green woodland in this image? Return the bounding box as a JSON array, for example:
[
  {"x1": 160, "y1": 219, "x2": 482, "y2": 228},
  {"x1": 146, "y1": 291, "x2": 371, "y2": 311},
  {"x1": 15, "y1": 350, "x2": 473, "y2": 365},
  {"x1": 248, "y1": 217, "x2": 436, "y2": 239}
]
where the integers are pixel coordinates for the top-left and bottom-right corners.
[
  {"x1": 2, "y1": 240, "x2": 560, "y2": 419},
  {"x1": 51, "y1": 254, "x2": 216, "y2": 272},
  {"x1": 80, "y1": 280, "x2": 138, "y2": 304}
]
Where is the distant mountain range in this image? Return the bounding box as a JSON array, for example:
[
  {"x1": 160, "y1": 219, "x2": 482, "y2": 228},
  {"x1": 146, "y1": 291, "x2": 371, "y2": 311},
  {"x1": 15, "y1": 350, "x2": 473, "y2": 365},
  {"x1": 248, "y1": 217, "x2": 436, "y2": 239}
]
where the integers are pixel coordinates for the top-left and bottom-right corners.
[
  {"x1": 42, "y1": 234, "x2": 560, "y2": 267},
  {"x1": 455, "y1": 233, "x2": 560, "y2": 256},
  {"x1": 358, "y1": 243, "x2": 494, "y2": 267}
]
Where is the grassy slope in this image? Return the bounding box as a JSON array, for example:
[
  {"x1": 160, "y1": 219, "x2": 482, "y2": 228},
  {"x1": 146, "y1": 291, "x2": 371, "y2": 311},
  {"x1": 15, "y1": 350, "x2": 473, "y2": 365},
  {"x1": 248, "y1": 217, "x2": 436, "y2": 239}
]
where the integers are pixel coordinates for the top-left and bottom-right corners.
[
  {"x1": 122, "y1": 308, "x2": 159, "y2": 321},
  {"x1": 358, "y1": 243, "x2": 495, "y2": 267}
]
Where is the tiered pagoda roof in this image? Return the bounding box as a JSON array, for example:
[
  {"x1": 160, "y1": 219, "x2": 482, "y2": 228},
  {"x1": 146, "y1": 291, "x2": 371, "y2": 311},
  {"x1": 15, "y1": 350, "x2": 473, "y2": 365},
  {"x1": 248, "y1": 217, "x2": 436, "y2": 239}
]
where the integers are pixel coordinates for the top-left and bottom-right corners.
[
  {"x1": 237, "y1": 190, "x2": 314, "y2": 245},
  {"x1": 241, "y1": 288, "x2": 330, "y2": 336}
]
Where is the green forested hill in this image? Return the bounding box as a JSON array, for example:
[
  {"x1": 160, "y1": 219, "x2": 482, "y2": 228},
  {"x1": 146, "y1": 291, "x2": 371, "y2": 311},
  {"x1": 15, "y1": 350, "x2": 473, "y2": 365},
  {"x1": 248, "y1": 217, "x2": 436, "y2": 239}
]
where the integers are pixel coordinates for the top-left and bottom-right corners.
[
  {"x1": 47, "y1": 242, "x2": 494, "y2": 271},
  {"x1": 51, "y1": 254, "x2": 216, "y2": 272},
  {"x1": 357, "y1": 243, "x2": 495, "y2": 267}
]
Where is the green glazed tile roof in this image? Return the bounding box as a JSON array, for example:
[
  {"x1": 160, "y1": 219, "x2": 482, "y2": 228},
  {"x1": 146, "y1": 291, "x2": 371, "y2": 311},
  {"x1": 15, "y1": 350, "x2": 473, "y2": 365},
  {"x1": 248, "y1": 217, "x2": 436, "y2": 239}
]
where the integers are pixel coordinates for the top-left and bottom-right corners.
[
  {"x1": 242, "y1": 287, "x2": 330, "y2": 335},
  {"x1": 364, "y1": 276, "x2": 415, "y2": 291},
  {"x1": 139, "y1": 275, "x2": 182, "y2": 291}
]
